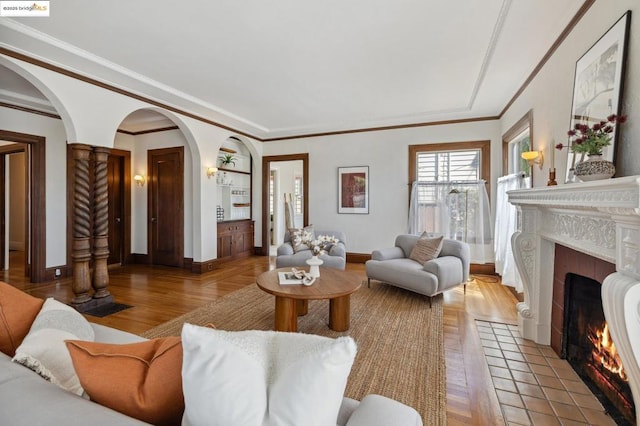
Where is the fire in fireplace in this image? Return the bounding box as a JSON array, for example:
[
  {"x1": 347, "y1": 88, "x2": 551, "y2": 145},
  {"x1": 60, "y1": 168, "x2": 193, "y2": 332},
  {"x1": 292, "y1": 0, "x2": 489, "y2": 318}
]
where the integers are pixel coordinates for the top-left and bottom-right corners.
[
  {"x1": 562, "y1": 273, "x2": 635, "y2": 425},
  {"x1": 588, "y1": 322, "x2": 627, "y2": 382}
]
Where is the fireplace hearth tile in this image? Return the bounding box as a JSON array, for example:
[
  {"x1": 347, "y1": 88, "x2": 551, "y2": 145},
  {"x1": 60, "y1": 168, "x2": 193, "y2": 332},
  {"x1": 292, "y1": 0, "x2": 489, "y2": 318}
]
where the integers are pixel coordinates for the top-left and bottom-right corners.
[
  {"x1": 481, "y1": 339, "x2": 501, "y2": 349},
  {"x1": 570, "y1": 392, "x2": 602, "y2": 409},
  {"x1": 520, "y1": 345, "x2": 544, "y2": 356},
  {"x1": 494, "y1": 377, "x2": 518, "y2": 393},
  {"x1": 536, "y1": 375, "x2": 563, "y2": 390},
  {"x1": 511, "y1": 370, "x2": 538, "y2": 385},
  {"x1": 523, "y1": 353, "x2": 547, "y2": 366},
  {"x1": 496, "y1": 389, "x2": 525, "y2": 408},
  {"x1": 503, "y1": 350, "x2": 526, "y2": 362},
  {"x1": 483, "y1": 347, "x2": 503, "y2": 358},
  {"x1": 550, "y1": 366, "x2": 579, "y2": 381},
  {"x1": 490, "y1": 365, "x2": 513, "y2": 380},
  {"x1": 514, "y1": 337, "x2": 537, "y2": 347},
  {"x1": 559, "y1": 379, "x2": 591, "y2": 395},
  {"x1": 507, "y1": 359, "x2": 532, "y2": 373},
  {"x1": 497, "y1": 334, "x2": 517, "y2": 344},
  {"x1": 516, "y1": 382, "x2": 546, "y2": 399},
  {"x1": 580, "y1": 407, "x2": 616, "y2": 425},
  {"x1": 528, "y1": 411, "x2": 561, "y2": 425},
  {"x1": 550, "y1": 400, "x2": 587, "y2": 422},
  {"x1": 522, "y1": 395, "x2": 555, "y2": 415},
  {"x1": 541, "y1": 387, "x2": 573, "y2": 405},
  {"x1": 487, "y1": 356, "x2": 508, "y2": 368},
  {"x1": 530, "y1": 364, "x2": 555, "y2": 377},
  {"x1": 477, "y1": 320, "x2": 617, "y2": 425},
  {"x1": 502, "y1": 404, "x2": 531, "y2": 424}
]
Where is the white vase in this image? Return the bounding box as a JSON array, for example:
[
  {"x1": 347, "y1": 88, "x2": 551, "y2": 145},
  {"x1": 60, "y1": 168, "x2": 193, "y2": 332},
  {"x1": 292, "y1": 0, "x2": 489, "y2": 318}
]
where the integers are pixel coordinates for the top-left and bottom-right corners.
[
  {"x1": 574, "y1": 154, "x2": 615, "y2": 181},
  {"x1": 306, "y1": 255, "x2": 323, "y2": 278}
]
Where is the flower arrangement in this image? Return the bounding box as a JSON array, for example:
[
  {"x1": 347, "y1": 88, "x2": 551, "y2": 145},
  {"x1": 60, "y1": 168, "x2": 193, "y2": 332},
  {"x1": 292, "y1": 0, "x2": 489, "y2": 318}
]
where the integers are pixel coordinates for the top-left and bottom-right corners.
[
  {"x1": 556, "y1": 114, "x2": 627, "y2": 156},
  {"x1": 295, "y1": 232, "x2": 340, "y2": 256}
]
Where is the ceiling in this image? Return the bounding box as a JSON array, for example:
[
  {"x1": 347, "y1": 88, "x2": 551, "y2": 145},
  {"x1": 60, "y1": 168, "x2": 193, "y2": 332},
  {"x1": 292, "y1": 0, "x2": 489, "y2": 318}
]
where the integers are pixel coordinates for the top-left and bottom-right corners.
[{"x1": 0, "y1": 0, "x2": 586, "y2": 139}]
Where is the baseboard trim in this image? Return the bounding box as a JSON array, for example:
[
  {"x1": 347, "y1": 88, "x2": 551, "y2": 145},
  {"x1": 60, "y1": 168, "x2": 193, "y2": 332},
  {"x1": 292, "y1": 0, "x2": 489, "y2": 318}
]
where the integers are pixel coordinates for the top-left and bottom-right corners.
[
  {"x1": 190, "y1": 258, "x2": 218, "y2": 273},
  {"x1": 470, "y1": 263, "x2": 496, "y2": 275},
  {"x1": 347, "y1": 253, "x2": 370, "y2": 263},
  {"x1": 44, "y1": 265, "x2": 72, "y2": 281},
  {"x1": 131, "y1": 253, "x2": 150, "y2": 264}
]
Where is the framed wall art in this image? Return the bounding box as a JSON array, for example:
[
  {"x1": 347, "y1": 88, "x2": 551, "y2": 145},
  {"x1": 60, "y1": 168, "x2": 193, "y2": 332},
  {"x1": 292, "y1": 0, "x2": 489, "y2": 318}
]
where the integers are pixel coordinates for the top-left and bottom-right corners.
[
  {"x1": 338, "y1": 166, "x2": 369, "y2": 214},
  {"x1": 565, "y1": 11, "x2": 631, "y2": 182}
]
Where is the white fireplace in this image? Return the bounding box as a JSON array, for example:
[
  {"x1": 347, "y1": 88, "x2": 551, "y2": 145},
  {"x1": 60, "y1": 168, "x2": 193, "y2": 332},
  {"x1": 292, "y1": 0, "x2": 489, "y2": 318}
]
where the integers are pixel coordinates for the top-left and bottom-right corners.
[{"x1": 508, "y1": 176, "x2": 640, "y2": 423}]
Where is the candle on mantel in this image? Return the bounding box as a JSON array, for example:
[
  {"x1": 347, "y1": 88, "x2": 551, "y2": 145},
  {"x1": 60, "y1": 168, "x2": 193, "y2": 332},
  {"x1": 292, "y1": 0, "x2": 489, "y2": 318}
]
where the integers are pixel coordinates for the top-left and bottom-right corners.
[{"x1": 550, "y1": 140, "x2": 555, "y2": 170}]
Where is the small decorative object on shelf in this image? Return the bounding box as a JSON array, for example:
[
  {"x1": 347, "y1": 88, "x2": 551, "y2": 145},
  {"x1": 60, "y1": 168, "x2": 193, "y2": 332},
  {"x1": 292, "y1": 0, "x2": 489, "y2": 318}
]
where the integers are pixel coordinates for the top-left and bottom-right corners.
[
  {"x1": 218, "y1": 153, "x2": 236, "y2": 168},
  {"x1": 556, "y1": 114, "x2": 626, "y2": 182},
  {"x1": 547, "y1": 168, "x2": 557, "y2": 186}
]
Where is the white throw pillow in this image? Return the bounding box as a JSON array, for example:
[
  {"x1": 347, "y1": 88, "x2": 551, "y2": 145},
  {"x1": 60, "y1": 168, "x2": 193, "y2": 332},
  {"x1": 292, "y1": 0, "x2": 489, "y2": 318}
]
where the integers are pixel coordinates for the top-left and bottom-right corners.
[
  {"x1": 181, "y1": 323, "x2": 357, "y2": 426},
  {"x1": 12, "y1": 297, "x2": 95, "y2": 395}
]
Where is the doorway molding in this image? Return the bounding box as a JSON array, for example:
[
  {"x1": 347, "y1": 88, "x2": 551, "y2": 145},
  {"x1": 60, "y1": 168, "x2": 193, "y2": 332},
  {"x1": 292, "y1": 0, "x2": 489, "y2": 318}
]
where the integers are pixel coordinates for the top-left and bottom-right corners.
[
  {"x1": 260, "y1": 153, "x2": 308, "y2": 256},
  {"x1": 0, "y1": 129, "x2": 46, "y2": 282}
]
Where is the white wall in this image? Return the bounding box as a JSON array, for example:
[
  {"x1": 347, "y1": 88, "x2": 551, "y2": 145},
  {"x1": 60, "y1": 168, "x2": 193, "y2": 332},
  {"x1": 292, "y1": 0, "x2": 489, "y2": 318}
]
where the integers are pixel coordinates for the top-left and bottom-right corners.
[
  {"x1": 502, "y1": 1, "x2": 640, "y2": 187},
  {"x1": 263, "y1": 120, "x2": 502, "y2": 253}
]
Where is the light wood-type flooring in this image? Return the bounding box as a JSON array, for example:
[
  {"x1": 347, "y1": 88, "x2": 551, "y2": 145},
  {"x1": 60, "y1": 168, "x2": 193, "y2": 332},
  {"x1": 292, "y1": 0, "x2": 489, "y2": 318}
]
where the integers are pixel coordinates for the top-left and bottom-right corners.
[{"x1": 6, "y1": 251, "x2": 518, "y2": 424}]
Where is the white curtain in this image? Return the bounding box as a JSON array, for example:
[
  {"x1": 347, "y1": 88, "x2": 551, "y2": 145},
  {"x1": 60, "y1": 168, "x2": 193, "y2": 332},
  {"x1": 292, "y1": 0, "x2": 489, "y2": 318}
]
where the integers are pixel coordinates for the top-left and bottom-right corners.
[
  {"x1": 494, "y1": 173, "x2": 529, "y2": 292},
  {"x1": 408, "y1": 181, "x2": 494, "y2": 264}
]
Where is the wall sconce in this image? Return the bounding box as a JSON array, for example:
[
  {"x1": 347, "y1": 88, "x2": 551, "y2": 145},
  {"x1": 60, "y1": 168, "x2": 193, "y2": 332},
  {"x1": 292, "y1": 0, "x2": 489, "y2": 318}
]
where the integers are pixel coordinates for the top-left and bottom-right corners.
[
  {"x1": 133, "y1": 174, "x2": 146, "y2": 187},
  {"x1": 206, "y1": 167, "x2": 218, "y2": 179},
  {"x1": 521, "y1": 150, "x2": 544, "y2": 169}
]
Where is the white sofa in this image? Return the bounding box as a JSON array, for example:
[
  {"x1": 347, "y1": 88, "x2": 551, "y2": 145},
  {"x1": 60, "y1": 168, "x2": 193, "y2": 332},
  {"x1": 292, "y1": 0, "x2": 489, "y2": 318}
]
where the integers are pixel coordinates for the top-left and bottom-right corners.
[{"x1": 0, "y1": 322, "x2": 423, "y2": 426}]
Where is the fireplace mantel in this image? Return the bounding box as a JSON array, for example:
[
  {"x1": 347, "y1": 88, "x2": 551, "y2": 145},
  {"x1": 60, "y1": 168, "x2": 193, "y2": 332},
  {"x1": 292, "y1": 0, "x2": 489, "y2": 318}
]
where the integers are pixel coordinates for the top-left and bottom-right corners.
[{"x1": 509, "y1": 175, "x2": 640, "y2": 423}]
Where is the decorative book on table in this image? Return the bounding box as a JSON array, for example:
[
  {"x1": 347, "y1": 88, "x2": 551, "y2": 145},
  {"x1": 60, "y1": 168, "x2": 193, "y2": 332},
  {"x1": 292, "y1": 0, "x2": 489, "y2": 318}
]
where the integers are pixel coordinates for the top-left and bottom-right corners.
[{"x1": 278, "y1": 272, "x2": 303, "y2": 285}]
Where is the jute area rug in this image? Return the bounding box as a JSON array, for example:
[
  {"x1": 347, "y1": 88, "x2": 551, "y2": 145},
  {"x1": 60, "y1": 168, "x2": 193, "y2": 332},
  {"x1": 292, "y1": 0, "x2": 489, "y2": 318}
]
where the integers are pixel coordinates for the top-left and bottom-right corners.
[{"x1": 142, "y1": 281, "x2": 446, "y2": 425}]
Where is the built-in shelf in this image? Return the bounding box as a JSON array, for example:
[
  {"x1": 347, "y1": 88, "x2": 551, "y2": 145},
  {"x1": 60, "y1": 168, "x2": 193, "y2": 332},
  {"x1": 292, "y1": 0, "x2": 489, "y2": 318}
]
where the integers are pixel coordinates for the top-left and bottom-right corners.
[
  {"x1": 218, "y1": 167, "x2": 251, "y2": 175},
  {"x1": 219, "y1": 147, "x2": 237, "y2": 154}
]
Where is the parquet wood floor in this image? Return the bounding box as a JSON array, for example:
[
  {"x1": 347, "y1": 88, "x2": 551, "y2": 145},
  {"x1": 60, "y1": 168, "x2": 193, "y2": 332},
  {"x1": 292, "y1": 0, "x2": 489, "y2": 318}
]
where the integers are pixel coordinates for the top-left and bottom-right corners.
[{"x1": 7, "y1": 252, "x2": 518, "y2": 424}]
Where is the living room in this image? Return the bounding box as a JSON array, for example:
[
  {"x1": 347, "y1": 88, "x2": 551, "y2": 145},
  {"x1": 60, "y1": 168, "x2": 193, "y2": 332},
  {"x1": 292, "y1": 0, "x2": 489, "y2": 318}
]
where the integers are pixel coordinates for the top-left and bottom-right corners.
[{"x1": 1, "y1": 0, "x2": 640, "y2": 424}]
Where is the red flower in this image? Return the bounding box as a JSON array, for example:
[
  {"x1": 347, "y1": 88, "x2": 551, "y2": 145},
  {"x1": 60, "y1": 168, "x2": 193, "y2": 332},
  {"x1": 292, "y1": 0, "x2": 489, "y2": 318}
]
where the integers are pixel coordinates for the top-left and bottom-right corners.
[
  {"x1": 555, "y1": 143, "x2": 564, "y2": 150},
  {"x1": 567, "y1": 130, "x2": 576, "y2": 136},
  {"x1": 618, "y1": 115, "x2": 628, "y2": 123}
]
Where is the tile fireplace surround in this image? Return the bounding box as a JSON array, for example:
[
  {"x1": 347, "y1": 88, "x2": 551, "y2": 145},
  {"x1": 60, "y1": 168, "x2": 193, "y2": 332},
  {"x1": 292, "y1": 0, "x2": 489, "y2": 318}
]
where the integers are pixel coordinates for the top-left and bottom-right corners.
[{"x1": 509, "y1": 175, "x2": 640, "y2": 423}]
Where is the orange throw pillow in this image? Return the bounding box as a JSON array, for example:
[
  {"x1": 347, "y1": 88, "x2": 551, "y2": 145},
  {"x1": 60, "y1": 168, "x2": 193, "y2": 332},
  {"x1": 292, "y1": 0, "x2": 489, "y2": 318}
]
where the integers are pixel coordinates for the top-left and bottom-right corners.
[
  {"x1": 66, "y1": 337, "x2": 183, "y2": 426},
  {"x1": 0, "y1": 281, "x2": 44, "y2": 356}
]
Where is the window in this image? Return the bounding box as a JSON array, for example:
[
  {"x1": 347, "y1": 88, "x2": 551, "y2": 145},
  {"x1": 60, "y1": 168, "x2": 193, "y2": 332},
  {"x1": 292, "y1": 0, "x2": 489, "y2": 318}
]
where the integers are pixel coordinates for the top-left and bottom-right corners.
[
  {"x1": 416, "y1": 149, "x2": 481, "y2": 182},
  {"x1": 294, "y1": 175, "x2": 303, "y2": 214},
  {"x1": 269, "y1": 171, "x2": 274, "y2": 214},
  {"x1": 409, "y1": 141, "x2": 491, "y2": 203},
  {"x1": 507, "y1": 129, "x2": 531, "y2": 177},
  {"x1": 502, "y1": 110, "x2": 533, "y2": 178}
]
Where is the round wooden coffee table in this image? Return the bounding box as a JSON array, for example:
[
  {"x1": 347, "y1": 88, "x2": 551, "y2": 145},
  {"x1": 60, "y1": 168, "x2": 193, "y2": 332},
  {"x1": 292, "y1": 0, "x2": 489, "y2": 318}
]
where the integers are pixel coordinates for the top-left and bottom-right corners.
[{"x1": 256, "y1": 267, "x2": 362, "y2": 332}]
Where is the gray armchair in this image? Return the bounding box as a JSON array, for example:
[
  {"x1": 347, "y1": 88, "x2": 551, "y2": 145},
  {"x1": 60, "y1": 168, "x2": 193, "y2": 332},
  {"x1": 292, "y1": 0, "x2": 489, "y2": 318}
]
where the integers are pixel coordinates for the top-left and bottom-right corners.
[
  {"x1": 365, "y1": 234, "x2": 470, "y2": 306},
  {"x1": 276, "y1": 230, "x2": 347, "y2": 270}
]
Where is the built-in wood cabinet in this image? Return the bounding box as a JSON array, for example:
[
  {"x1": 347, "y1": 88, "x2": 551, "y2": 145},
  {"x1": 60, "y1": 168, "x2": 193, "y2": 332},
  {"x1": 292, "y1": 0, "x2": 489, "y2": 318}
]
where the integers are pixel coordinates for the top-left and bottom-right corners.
[{"x1": 217, "y1": 219, "x2": 254, "y2": 261}]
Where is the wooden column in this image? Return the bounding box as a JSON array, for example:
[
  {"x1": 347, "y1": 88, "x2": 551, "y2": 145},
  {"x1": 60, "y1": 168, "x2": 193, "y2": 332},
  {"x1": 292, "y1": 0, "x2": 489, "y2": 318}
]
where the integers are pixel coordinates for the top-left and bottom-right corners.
[
  {"x1": 92, "y1": 147, "x2": 111, "y2": 299},
  {"x1": 70, "y1": 144, "x2": 93, "y2": 306}
]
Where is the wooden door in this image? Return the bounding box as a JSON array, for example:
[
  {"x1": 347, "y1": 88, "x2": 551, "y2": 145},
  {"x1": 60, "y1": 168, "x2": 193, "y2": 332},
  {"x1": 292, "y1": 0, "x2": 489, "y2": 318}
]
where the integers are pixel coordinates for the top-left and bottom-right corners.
[
  {"x1": 107, "y1": 154, "x2": 124, "y2": 265},
  {"x1": 148, "y1": 147, "x2": 183, "y2": 267}
]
